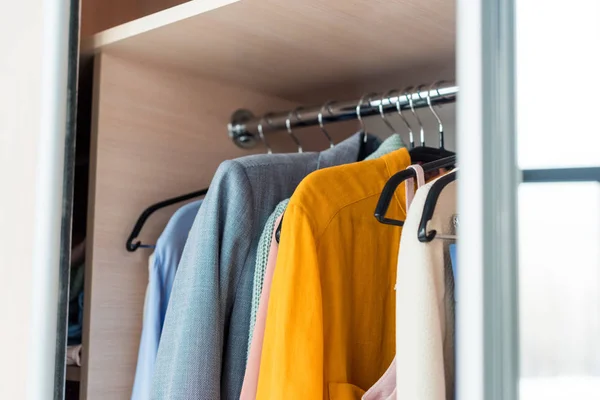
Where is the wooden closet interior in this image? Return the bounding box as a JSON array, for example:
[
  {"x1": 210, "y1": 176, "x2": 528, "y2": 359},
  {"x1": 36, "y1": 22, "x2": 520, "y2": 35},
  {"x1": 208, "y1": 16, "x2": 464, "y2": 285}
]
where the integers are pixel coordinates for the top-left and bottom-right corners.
[{"x1": 72, "y1": 0, "x2": 456, "y2": 398}]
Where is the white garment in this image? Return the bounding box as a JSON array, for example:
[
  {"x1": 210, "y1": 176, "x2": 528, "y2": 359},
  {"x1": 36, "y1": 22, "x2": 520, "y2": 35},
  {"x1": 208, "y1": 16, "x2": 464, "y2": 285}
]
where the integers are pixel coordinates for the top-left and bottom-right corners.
[
  {"x1": 66, "y1": 344, "x2": 82, "y2": 366},
  {"x1": 395, "y1": 175, "x2": 456, "y2": 400},
  {"x1": 361, "y1": 164, "x2": 426, "y2": 400}
]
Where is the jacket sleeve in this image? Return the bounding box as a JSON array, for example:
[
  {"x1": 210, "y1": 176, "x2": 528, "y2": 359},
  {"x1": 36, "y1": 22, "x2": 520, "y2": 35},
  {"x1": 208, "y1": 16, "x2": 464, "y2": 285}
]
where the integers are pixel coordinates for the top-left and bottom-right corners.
[
  {"x1": 256, "y1": 203, "x2": 324, "y2": 399},
  {"x1": 152, "y1": 160, "x2": 254, "y2": 400}
]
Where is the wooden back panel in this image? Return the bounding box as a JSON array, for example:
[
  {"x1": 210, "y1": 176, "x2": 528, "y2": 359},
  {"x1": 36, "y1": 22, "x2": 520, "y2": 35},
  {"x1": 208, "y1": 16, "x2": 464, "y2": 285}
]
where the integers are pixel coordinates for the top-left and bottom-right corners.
[
  {"x1": 81, "y1": 50, "x2": 457, "y2": 400},
  {"x1": 82, "y1": 53, "x2": 300, "y2": 399}
]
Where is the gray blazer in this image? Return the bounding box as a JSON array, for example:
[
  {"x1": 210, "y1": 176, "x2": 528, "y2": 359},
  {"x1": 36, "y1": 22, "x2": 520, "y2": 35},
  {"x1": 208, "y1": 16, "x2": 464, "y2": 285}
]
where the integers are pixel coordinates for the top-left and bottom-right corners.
[{"x1": 152, "y1": 133, "x2": 381, "y2": 399}]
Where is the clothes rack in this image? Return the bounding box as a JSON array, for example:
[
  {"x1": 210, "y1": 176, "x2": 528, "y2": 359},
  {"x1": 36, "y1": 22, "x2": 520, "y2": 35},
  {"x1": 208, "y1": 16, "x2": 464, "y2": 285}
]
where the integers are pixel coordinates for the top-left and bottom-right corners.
[{"x1": 227, "y1": 83, "x2": 458, "y2": 148}]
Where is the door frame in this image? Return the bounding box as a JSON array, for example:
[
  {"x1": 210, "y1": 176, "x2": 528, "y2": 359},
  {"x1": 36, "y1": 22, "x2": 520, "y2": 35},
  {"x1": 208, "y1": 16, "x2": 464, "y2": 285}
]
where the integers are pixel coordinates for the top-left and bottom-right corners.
[
  {"x1": 0, "y1": 0, "x2": 78, "y2": 398},
  {"x1": 457, "y1": 0, "x2": 520, "y2": 399}
]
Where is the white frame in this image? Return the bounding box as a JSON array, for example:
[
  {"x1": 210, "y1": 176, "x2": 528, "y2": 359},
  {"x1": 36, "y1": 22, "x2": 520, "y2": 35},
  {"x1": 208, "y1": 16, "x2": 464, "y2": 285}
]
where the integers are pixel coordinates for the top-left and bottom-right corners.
[
  {"x1": 457, "y1": 0, "x2": 520, "y2": 399},
  {"x1": 0, "y1": 0, "x2": 76, "y2": 398}
]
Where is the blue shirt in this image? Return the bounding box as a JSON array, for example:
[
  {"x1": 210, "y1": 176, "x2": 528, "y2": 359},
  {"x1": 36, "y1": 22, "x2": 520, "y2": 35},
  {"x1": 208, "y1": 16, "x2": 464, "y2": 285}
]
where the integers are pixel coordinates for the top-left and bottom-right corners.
[{"x1": 131, "y1": 200, "x2": 202, "y2": 400}]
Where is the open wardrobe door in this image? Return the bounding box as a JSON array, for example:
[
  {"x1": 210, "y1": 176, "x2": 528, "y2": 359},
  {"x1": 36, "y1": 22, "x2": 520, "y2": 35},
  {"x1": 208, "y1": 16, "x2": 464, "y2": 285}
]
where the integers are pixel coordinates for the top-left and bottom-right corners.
[
  {"x1": 0, "y1": 0, "x2": 79, "y2": 399},
  {"x1": 457, "y1": 0, "x2": 520, "y2": 399}
]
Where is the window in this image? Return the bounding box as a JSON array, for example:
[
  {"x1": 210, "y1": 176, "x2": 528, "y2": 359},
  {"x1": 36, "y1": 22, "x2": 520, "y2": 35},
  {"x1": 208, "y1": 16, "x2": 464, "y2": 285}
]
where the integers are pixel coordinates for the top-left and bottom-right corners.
[{"x1": 517, "y1": 1, "x2": 600, "y2": 398}]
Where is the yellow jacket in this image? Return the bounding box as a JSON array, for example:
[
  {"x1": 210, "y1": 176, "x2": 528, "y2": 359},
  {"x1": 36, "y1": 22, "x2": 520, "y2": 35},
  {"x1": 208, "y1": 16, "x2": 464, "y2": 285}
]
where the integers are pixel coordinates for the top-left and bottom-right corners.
[{"x1": 256, "y1": 148, "x2": 411, "y2": 399}]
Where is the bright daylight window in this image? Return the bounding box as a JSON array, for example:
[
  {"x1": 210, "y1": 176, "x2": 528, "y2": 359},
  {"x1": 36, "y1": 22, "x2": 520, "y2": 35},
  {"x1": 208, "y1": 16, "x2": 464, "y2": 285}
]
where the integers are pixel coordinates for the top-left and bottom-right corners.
[{"x1": 516, "y1": 1, "x2": 600, "y2": 399}]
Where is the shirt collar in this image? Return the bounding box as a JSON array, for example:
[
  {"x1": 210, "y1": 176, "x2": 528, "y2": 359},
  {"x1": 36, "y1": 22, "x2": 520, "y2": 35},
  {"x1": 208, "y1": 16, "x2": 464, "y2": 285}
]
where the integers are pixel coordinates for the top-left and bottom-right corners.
[
  {"x1": 316, "y1": 132, "x2": 382, "y2": 170},
  {"x1": 365, "y1": 134, "x2": 406, "y2": 161}
]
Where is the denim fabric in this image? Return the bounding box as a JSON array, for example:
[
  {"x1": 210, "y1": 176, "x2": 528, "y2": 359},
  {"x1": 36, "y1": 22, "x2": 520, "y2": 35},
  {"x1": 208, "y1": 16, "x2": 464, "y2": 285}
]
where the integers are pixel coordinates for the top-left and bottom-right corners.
[{"x1": 67, "y1": 291, "x2": 84, "y2": 346}]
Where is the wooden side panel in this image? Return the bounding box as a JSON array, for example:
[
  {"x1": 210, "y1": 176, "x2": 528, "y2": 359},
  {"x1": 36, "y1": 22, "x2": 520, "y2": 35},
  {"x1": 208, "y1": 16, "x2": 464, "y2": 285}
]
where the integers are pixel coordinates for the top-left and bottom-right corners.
[{"x1": 81, "y1": 53, "x2": 299, "y2": 399}]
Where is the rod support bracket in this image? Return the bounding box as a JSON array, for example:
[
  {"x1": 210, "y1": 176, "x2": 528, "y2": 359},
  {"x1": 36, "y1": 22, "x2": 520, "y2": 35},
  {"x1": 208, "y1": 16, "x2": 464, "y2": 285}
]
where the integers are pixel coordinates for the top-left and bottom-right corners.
[{"x1": 228, "y1": 109, "x2": 258, "y2": 149}]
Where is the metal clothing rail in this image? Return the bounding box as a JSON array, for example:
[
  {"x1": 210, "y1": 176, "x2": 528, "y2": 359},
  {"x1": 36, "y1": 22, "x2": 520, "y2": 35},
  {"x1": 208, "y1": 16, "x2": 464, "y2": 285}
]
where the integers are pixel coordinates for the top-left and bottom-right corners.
[{"x1": 227, "y1": 83, "x2": 458, "y2": 149}]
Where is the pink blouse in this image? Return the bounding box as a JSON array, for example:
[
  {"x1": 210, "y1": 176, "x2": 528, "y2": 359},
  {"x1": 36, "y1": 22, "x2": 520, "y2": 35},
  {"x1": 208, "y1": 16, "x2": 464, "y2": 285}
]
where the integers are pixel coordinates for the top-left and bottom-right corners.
[{"x1": 362, "y1": 357, "x2": 397, "y2": 400}]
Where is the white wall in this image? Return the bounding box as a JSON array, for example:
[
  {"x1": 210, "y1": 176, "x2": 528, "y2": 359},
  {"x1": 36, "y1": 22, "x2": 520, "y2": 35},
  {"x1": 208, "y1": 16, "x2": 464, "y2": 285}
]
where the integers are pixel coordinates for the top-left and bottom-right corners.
[{"x1": 516, "y1": 1, "x2": 600, "y2": 398}]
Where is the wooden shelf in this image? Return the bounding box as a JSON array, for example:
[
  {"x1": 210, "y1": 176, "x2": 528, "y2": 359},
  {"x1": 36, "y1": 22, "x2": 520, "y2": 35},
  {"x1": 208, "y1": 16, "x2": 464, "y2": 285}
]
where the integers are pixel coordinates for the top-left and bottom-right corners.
[{"x1": 82, "y1": 0, "x2": 455, "y2": 102}]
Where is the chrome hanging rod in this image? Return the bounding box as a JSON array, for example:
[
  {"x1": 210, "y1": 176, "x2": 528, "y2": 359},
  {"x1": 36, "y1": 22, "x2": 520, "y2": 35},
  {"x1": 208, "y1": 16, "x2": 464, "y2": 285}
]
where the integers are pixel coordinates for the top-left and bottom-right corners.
[{"x1": 227, "y1": 83, "x2": 458, "y2": 149}]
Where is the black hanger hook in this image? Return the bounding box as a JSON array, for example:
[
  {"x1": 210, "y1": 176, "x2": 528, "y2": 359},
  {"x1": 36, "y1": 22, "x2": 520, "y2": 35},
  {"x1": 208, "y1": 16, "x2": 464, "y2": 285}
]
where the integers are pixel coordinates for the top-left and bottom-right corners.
[
  {"x1": 125, "y1": 188, "x2": 208, "y2": 252},
  {"x1": 374, "y1": 156, "x2": 457, "y2": 226},
  {"x1": 126, "y1": 239, "x2": 142, "y2": 252}
]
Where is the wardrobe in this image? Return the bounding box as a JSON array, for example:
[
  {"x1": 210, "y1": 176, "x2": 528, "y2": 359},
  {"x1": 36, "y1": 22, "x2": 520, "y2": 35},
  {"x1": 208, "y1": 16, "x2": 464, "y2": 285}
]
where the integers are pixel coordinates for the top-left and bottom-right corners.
[
  {"x1": 76, "y1": 0, "x2": 456, "y2": 398},
  {"x1": 8, "y1": 0, "x2": 600, "y2": 399}
]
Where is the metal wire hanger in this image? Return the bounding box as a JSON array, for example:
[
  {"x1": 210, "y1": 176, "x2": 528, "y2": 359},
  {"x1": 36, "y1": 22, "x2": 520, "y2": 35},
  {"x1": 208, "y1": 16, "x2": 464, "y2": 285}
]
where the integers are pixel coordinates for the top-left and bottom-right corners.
[
  {"x1": 426, "y1": 81, "x2": 447, "y2": 149},
  {"x1": 407, "y1": 85, "x2": 455, "y2": 163},
  {"x1": 285, "y1": 109, "x2": 303, "y2": 153},
  {"x1": 356, "y1": 92, "x2": 377, "y2": 143},
  {"x1": 257, "y1": 114, "x2": 274, "y2": 154},
  {"x1": 405, "y1": 86, "x2": 425, "y2": 148},
  {"x1": 393, "y1": 88, "x2": 415, "y2": 148},
  {"x1": 318, "y1": 100, "x2": 336, "y2": 148},
  {"x1": 379, "y1": 90, "x2": 398, "y2": 135}
]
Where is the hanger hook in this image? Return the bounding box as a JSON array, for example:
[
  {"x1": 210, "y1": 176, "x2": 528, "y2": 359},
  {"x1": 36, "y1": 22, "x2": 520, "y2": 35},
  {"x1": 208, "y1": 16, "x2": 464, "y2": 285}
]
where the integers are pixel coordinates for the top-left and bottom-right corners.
[
  {"x1": 294, "y1": 107, "x2": 307, "y2": 152},
  {"x1": 257, "y1": 115, "x2": 273, "y2": 154},
  {"x1": 417, "y1": 84, "x2": 440, "y2": 149},
  {"x1": 405, "y1": 86, "x2": 424, "y2": 147},
  {"x1": 379, "y1": 90, "x2": 398, "y2": 134},
  {"x1": 284, "y1": 108, "x2": 303, "y2": 153},
  {"x1": 401, "y1": 87, "x2": 418, "y2": 148},
  {"x1": 393, "y1": 88, "x2": 414, "y2": 148},
  {"x1": 427, "y1": 81, "x2": 446, "y2": 149},
  {"x1": 415, "y1": 84, "x2": 430, "y2": 147},
  {"x1": 356, "y1": 92, "x2": 377, "y2": 143},
  {"x1": 318, "y1": 100, "x2": 335, "y2": 148}
]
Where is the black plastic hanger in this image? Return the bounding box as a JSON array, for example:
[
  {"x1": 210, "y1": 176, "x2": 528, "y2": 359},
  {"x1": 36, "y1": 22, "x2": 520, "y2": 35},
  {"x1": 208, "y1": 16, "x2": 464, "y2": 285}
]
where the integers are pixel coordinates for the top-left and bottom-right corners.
[
  {"x1": 406, "y1": 85, "x2": 456, "y2": 164},
  {"x1": 418, "y1": 170, "x2": 457, "y2": 242},
  {"x1": 126, "y1": 188, "x2": 208, "y2": 252},
  {"x1": 410, "y1": 146, "x2": 455, "y2": 163},
  {"x1": 374, "y1": 155, "x2": 456, "y2": 226}
]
